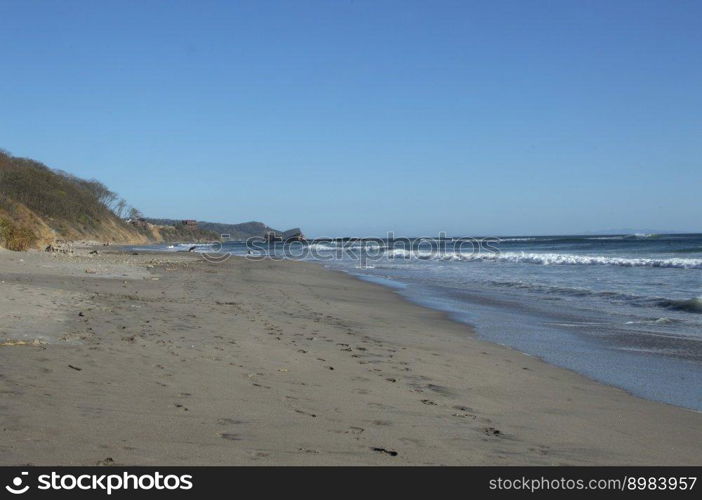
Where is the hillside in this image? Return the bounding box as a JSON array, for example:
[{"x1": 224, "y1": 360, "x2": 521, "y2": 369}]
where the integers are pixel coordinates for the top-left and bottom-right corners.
[
  {"x1": 0, "y1": 150, "x2": 219, "y2": 250},
  {"x1": 146, "y1": 219, "x2": 279, "y2": 240},
  {"x1": 0, "y1": 150, "x2": 154, "y2": 250},
  {"x1": 0, "y1": 149, "x2": 288, "y2": 250},
  {"x1": 147, "y1": 223, "x2": 221, "y2": 244}
]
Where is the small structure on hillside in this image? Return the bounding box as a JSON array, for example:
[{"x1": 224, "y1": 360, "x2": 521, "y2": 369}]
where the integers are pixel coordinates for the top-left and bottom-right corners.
[
  {"x1": 180, "y1": 219, "x2": 198, "y2": 229},
  {"x1": 127, "y1": 218, "x2": 150, "y2": 229}
]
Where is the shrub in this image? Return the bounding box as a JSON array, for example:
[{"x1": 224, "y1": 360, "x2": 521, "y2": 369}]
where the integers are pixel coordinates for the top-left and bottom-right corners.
[{"x1": 0, "y1": 217, "x2": 37, "y2": 251}]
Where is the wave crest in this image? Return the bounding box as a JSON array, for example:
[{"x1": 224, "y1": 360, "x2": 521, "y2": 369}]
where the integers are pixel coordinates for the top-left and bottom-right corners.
[
  {"x1": 386, "y1": 250, "x2": 702, "y2": 269},
  {"x1": 657, "y1": 297, "x2": 702, "y2": 314}
]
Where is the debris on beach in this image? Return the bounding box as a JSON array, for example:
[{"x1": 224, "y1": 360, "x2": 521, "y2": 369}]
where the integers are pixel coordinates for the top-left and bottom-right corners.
[{"x1": 0, "y1": 339, "x2": 46, "y2": 347}]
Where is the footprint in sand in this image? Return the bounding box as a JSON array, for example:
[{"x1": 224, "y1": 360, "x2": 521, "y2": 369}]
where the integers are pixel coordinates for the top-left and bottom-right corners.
[
  {"x1": 298, "y1": 448, "x2": 320, "y2": 454},
  {"x1": 371, "y1": 447, "x2": 398, "y2": 457},
  {"x1": 294, "y1": 409, "x2": 317, "y2": 418},
  {"x1": 371, "y1": 420, "x2": 392, "y2": 426},
  {"x1": 216, "y1": 418, "x2": 245, "y2": 425},
  {"x1": 219, "y1": 433, "x2": 241, "y2": 441}
]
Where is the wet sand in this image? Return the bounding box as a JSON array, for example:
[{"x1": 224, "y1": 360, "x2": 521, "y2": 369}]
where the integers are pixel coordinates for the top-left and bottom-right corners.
[{"x1": 1, "y1": 248, "x2": 701, "y2": 465}]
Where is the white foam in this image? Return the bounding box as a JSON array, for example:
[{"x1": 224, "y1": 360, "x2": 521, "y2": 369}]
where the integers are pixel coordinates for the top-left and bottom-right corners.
[
  {"x1": 497, "y1": 237, "x2": 538, "y2": 242},
  {"x1": 308, "y1": 243, "x2": 339, "y2": 251},
  {"x1": 386, "y1": 250, "x2": 702, "y2": 269}
]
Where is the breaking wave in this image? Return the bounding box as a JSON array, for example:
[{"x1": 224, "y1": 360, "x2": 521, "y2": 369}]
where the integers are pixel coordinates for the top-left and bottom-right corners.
[
  {"x1": 385, "y1": 250, "x2": 702, "y2": 269},
  {"x1": 657, "y1": 297, "x2": 702, "y2": 314}
]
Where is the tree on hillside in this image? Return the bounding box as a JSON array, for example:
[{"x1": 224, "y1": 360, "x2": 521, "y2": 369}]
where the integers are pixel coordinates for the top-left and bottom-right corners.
[
  {"x1": 128, "y1": 207, "x2": 144, "y2": 220},
  {"x1": 114, "y1": 199, "x2": 127, "y2": 218}
]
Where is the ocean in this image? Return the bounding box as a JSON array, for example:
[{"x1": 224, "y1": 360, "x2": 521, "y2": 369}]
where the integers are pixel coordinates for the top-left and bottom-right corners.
[{"x1": 134, "y1": 233, "x2": 702, "y2": 411}]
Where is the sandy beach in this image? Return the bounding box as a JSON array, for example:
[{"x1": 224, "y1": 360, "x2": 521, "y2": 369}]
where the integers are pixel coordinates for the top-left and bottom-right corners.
[{"x1": 1, "y1": 248, "x2": 700, "y2": 465}]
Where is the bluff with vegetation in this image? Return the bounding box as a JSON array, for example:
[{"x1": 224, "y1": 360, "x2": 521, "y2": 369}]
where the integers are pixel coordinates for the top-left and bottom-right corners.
[
  {"x1": 145, "y1": 219, "x2": 279, "y2": 240},
  {"x1": 0, "y1": 150, "x2": 145, "y2": 250},
  {"x1": 0, "y1": 150, "x2": 219, "y2": 250}
]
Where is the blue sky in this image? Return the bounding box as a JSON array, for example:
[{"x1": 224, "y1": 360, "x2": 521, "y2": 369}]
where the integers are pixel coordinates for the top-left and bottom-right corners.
[{"x1": 1, "y1": 0, "x2": 700, "y2": 236}]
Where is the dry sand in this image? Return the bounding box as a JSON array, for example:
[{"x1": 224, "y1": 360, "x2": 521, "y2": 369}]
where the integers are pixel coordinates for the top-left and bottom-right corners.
[{"x1": 1, "y1": 248, "x2": 700, "y2": 465}]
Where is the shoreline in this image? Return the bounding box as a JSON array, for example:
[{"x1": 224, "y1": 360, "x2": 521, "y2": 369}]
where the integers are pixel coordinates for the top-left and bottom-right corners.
[
  {"x1": 1, "y1": 248, "x2": 701, "y2": 465},
  {"x1": 340, "y1": 267, "x2": 702, "y2": 413}
]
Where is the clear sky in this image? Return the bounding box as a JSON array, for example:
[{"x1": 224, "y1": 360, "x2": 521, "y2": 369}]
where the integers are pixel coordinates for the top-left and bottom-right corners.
[{"x1": 1, "y1": 0, "x2": 700, "y2": 237}]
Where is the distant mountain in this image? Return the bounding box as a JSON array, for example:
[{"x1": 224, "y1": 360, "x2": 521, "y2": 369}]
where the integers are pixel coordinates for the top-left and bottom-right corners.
[{"x1": 145, "y1": 219, "x2": 280, "y2": 240}]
